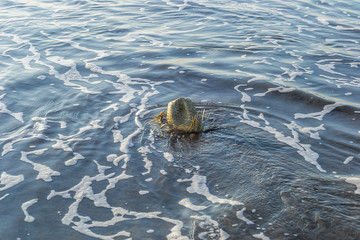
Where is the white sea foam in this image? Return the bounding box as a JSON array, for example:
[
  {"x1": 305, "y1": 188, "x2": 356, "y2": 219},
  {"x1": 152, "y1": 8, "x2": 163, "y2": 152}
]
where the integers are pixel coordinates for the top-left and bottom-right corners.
[
  {"x1": 46, "y1": 160, "x2": 191, "y2": 239},
  {"x1": 20, "y1": 149, "x2": 60, "y2": 182},
  {"x1": 253, "y1": 232, "x2": 270, "y2": 240},
  {"x1": 294, "y1": 102, "x2": 343, "y2": 121},
  {"x1": 162, "y1": 0, "x2": 189, "y2": 11},
  {"x1": 4, "y1": 32, "x2": 102, "y2": 95},
  {"x1": 46, "y1": 56, "x2": 101, "y2": 94},
  {"x1": 21, "y1": 198, "x2": 38, "y2": 222},
  {"x1": 248, "y1": 75, "x2": 267, "y2": 83},
  {"x1": 258, "y1": 113, "x2": 270, "y2": 126},
  {"x1": 139, "y1": 190, "x2": 149, "y2": 195},
  {"x1": 106, "y1": 153, "x2": 128, "y2": 167},
  {"x1": 1, "y1": 4, "x2": 358, "y2": 239},
  {"x1": 120, "y1": 131, "x2": 136, "y2": 153},
  {"x1": 34, "y1": 117, "x2": 67, "y2": 129},
  {"x1": 51, "y1": 139, "x2": 73, "y2": 152},
  {"x1": 236, "y1": 207, "x2": 254, "y2": 225},
  {"x1": 253, "y1": 59, "x2": 272, "y2": 65},
  {"x1": 344, "y1": 156, "x2": 354, "y2": 165},
  {"x1": 59, "y1": 120, "x2": 103, "y2": 140},
  {"x1": 0, "y1": 172, "x2": 25, "y2": 191},
  {"x1": 234, "y1": 84, "x2": 251, "y2": 102},
  {"x1": 239, "y1": 107, "x2": 325, "y2": 172},
  {"x1": 179, "y1": 198, "x2": 208, "y2": 211},
  {"x1": 317, "y1": 16, "x2": 329, "y2": 25},
  {"x1": 184, "y1": 174, "x2": 244, "y2": 206},
  {"x1": 1, "y1": 33, "x2": 41, "y2": 71},
  {"x1": 287, "y1": 121, "x2": 325, "y2": 139},
  {"x1": 350, "y1": 62, "x2": 360, "y2": 68},
  {"x1": 254, "y1": 86, "x2": 295, "y2": 97},
  {"x1": 2, "y1": 142, "x2": 15, "y2": 156},
  {"x1": 286, "y1": 50, "x2": 303, "y2": 61},
  {"x1": 65, "y1": 152, "x2": 85, "y2": 166},
  {"x1": 168, "y1": 66, "x2": 179, "y2": 70},
  {"x1": 0, "y1": 193, "x2": 9, "y2": 201},
  {"x1": 337, "y1": 175, "x2": 360, "y2": 195},
  {"x1": 113, "y1": 109, "x2": 136, "y2": 124},
  {"x1": 118, "y1": 109, "x2": 148, "y2": 155},
  {"x1": 0, "y1": 128, "x2": 39, "y2": 156},
  {"x1": 163, "y1": 152, "x2": 174, "y2": 162},
  {"x1": 112, "y1": 130, "x2": 123, "y2": 143},
  {"x1": 100, "y1": 103, "x2": 119, "y2": 112},
  {"x1": 31, "y1": 117, "x2": 48, "y2": 132},
  {"x1": 0, "y1": 93, "x2": 24, "y2": 123},
  {"x1": 315, "y1": 62, "x2": 346, "y2": 76},
  {"x1": 139, "y1": 146, "x2": 153, "y2": 175},
  {"x1": 346, "y1": 177, "x2": 360, "y2": 194}
]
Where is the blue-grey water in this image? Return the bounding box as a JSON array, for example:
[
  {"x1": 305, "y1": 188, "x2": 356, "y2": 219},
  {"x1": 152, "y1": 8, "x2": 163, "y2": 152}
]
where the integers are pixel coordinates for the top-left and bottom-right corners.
[{"x1": 0, "y1": 0, "x2": 360, "y2": 239}]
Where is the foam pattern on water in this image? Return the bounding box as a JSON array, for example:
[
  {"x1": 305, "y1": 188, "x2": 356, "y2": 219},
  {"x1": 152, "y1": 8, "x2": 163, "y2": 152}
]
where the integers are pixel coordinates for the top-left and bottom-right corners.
[{"x1": 0, "y1": 0, "x2": 360, "y2": 239}]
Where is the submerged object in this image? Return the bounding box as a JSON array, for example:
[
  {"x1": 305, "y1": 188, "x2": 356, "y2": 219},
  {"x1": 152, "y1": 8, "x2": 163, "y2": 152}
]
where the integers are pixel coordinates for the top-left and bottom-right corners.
[{"x1": 157, "y1": 97, "x2": 204, "y2": 133}]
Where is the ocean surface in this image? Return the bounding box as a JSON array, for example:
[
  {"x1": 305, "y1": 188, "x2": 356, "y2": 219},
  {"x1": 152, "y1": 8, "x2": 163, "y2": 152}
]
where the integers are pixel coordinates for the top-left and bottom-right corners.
[{"x1": 0, "y1": 0, "x2": 359, "y2": 239}]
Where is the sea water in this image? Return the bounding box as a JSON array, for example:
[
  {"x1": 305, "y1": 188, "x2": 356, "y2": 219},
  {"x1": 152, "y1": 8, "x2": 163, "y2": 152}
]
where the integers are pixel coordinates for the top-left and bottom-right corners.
[{"x1": 0, "y1": 0, "x2": 359, "y2": 239}]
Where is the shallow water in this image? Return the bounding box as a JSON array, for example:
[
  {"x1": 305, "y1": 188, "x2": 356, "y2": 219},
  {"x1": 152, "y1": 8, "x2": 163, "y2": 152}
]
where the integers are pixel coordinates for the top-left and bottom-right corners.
[{"x1": 0, "y1": 0, "x2": 360, "y2": 239}]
